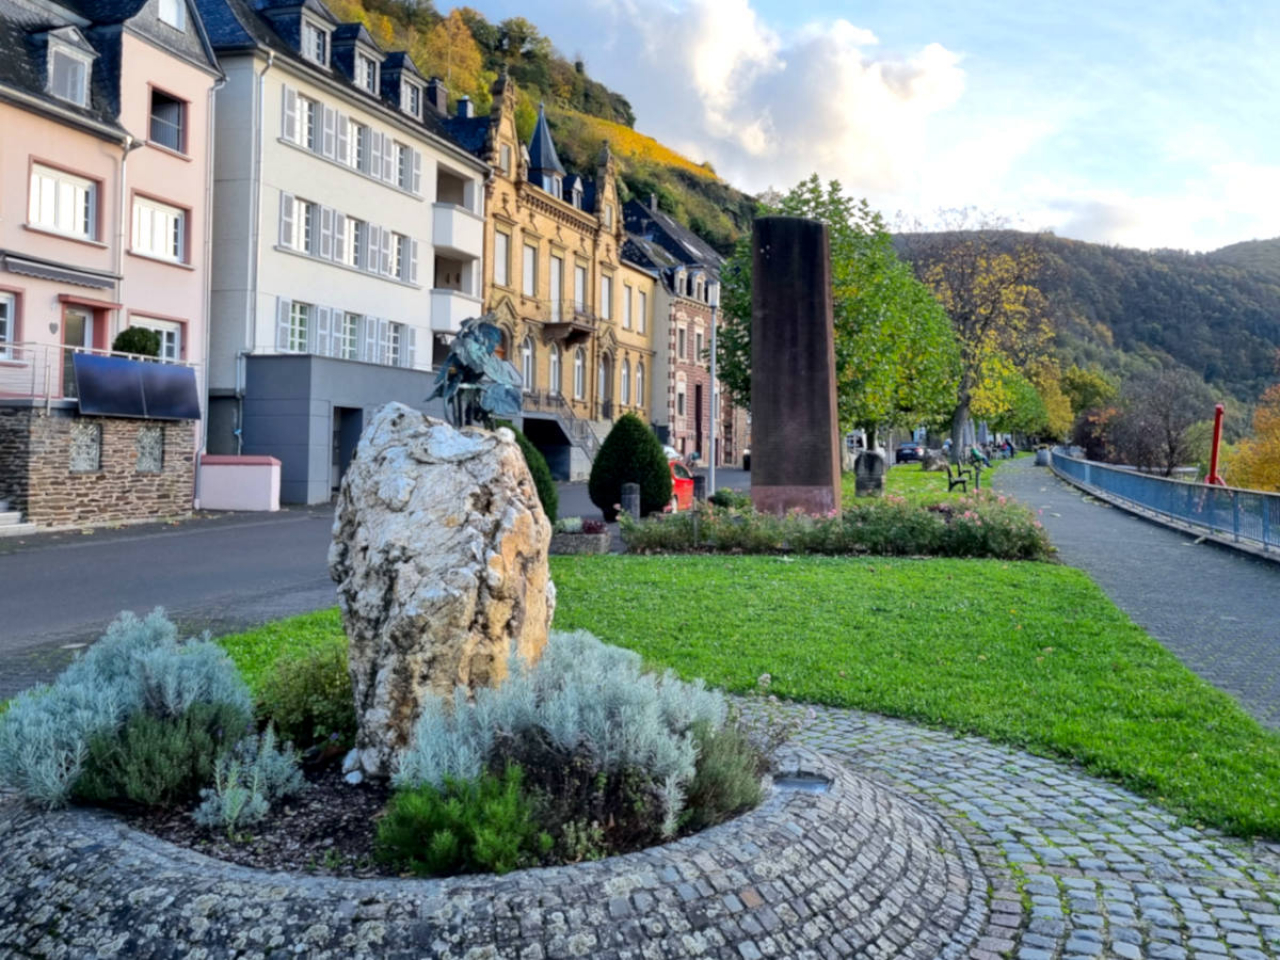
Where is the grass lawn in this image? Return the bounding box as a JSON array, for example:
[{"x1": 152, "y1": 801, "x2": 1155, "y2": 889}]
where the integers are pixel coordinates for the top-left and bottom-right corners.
[
  {"x1": 217, "y1": 548, "x2": 1280, "y2": 839},
  {"x1": 844, "y1": 452, "x2": 1028, "y2": 506}
]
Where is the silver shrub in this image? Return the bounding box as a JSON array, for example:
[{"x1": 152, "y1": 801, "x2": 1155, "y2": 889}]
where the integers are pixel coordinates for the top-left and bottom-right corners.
[
  {"x1": 0, "y1": 609, "x2": 252, "y2": 808},
  {"x1": 192, "y1": 725, "x2": 305, "y2": 833},
  {"x1": 393, "y1": 630, "x2": 726, "y2": 833}
]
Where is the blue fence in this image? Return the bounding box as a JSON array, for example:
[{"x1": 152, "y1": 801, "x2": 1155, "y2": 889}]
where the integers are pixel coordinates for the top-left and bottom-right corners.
[{"x1": 1050, "y1": 450, "x2": 1278, "y2": 554}]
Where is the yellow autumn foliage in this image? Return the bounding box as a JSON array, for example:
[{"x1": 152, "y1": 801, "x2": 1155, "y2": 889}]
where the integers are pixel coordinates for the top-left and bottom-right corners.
[
  {"x1": 1224, "y1": 383, "x2": 1280, "y2": 492},
  {"x1": 548, "y1": 107, "x2": 717, "y2": 181}
]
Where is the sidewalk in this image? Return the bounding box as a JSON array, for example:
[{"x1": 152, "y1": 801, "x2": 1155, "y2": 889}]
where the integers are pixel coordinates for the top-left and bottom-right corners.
[{"x1": 997, "y1": 456, "x2": 1280, "y2": 728}]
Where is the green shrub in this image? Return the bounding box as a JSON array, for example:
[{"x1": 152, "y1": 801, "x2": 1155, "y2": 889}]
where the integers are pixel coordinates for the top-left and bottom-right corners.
[
  {"x1": 193, "y1": 726, "x2": 306, "y2": 834},
  {"x1": 376, "y1": 765, "x2": 552, "y2": 876},
  {"x1": 111, "y1": 326, "x2": 160, "y2": 357},
  {"x1": 498, "y1": 421, "x2": 559, "y2": 523},
  {"x1": 255, "y1": 639, "x2": 355, "y2": 749},
  {"x1": 75, "y1": 701, "x2": 250, "y2": 808},
  {"x1": 680, "y1": 721, "x2": 767, "y2": 833},
  {"x1": 708, "y1": 488, "x2": 752, "y2": 510},
  {"x1": 588, "y1": 413, "x2": 672, "y2": 520}
]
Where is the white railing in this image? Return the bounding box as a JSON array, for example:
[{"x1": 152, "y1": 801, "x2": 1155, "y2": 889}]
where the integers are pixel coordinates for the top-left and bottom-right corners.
[{"x1": 0, "y1": 341, "x2": 203, "y2": 411}]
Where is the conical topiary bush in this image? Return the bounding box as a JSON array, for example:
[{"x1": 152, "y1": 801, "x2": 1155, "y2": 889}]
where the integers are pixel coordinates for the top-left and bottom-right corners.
[{"x1": 588, "y1": 413, "x2": 673, "y2": 521}]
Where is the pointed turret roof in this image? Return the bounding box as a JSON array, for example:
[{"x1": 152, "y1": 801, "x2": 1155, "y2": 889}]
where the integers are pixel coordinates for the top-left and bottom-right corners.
[{"x1": 527, "y1": 102, "x2": 565, "y2": 178}]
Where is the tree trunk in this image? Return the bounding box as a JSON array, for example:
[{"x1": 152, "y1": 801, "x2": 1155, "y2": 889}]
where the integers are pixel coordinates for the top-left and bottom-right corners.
[
  {"x1": 865, "y1": 423, "x2": 878, "y2": 451},
  {"x1": 950, "y1": 403, "x2": 970, "y2": 459}
]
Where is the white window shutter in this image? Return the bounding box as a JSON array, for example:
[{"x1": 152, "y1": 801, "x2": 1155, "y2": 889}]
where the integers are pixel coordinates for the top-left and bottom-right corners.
[
  {"x1": 322, "y1": 106, "x2": 336, "y2": 158},
  {"x1": 370, "y1": 133, "x2": 383, "y2": 181},
  {"x1": 336, "y1": 113, "x2": 349, "y2": 164},
  {"x1": 367, "y1": 225, "x2": 380, "y2": 273},
  {"x1": 409, "y1": 239, "x2": 419, "y2": 284},
  {"x1": 315, "y1": 306, "x2": 331, "y2": 356},
  {"x1": 333, "y1": 214, "x2": 346, "y2": 263},
  {"x1": 404, "y1": 325, "x2": 417, "y2": 369},
  {"x1": 362, "y1": 316, "x2": 378, "y2": 361},
  {"x1": 275, "y1": 297, "x2": 292, "y2": 350},
  {"x1": 377, "y1": 318, "x2": 390, "y2": 363},
  {"x1": 383, "y1": 140, "x2": 394, "y2": 182},
  {"x1": 319, "y1": 206, "x2": 334, "y2": 259},
  {"x1": 411, "y1": 151, "x2": 422, "y2": 194},
  {"x1": 380, "y1": 230, "x2": 392, "y2": 276},
  {"x1": 279, "y1": 193, "x2": 295, "y2": 247},
  {"x1": 282, "y1": 86, "x2": 298, "y2": 142}
]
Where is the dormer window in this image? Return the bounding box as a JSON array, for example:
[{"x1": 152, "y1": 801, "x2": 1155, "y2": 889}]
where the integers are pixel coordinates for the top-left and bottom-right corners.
[
  {"x1": 357, "y1": 54, "x2": 378, "y2": 94},
  {"x1": 402, "y1": 81, "x2": 422, "y2": 118},
  {"x1": 48, "y1": 43, "x2": 91, "y2": 107},
  {"x1": 571, "y1": 181, "x2": 583, "y2": 209},
  {"x1": 302, "y1": 20, "x2": 328, "y2": 66},
  {"x1": 158, "y1": 0, "x2": 186, "y2": 30},
  {"x1": 546, "y1": 176, "x2": 562, "y2": 199}
]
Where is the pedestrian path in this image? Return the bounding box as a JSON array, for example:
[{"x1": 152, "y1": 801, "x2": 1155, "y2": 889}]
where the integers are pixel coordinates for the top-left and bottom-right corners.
[{"x1": 996, "y1": 457, "x2": 1280, "y2": 729}]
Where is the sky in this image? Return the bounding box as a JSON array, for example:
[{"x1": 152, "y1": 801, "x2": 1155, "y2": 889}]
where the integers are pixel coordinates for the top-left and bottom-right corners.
[{"x1": 458, "y1": 0, "x2": 1280, "y2": 252}]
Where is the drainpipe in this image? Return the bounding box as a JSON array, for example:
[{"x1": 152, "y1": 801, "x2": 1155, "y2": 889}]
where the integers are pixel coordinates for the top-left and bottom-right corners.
[
  {"x1": 115, "y1": 134, "x2": 144, "y2": 343},
  {"x1": 194, "y1": 74, "x2": 227, "y2": 507},
  {"x1": 237, "y1": 51, "x2": 274, "y2": 454}
]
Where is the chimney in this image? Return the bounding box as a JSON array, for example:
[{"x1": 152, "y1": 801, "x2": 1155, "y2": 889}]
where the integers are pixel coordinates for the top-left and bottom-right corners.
[
  {"x1": 456, "y1": 95, "x2": 474, "y2": 119},
  {"x1": 649, "y1": 192, "x2": 657, "y2": 212},
  {"x1": 426, "y1": 77, "x2": 448, "y2": 117}
]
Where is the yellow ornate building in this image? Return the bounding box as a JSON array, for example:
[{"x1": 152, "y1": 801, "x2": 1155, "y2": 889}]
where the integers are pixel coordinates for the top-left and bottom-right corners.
[{"x1": 450, "y1": 72, "x2": 655, "y2": 478}]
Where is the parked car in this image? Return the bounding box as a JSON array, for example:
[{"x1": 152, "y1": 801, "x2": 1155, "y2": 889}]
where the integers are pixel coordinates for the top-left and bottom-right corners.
[
  {"x1": 895, "y1": 442, "x2": 925, "y2": 464},
  {"x1": 666, "y1": 459, "x2": 695, "y2": 512}
]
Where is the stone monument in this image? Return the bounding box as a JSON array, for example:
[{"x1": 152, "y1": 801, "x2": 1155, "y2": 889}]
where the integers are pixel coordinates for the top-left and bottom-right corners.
[
  {"x1": 854, "y1": 449, "x2": 886, "y2": 497},
  {"x1": 329, "y1": 402, "x2": 555, "y2": 777},
  {"x1": 750, "y1": 216, "x2": 842, "y2": 515}
]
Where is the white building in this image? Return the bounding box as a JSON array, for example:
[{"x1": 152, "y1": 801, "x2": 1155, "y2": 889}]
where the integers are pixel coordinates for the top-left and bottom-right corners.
[{"x1": 197, "y1": 0, "x2": 487, "y2": 502}]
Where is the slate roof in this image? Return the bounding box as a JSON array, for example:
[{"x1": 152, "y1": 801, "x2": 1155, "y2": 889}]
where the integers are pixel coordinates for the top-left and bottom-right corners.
[
  {"x1": 193, "y1": 0, "x2": 481, "y2": 163},
  {"x1": 624, "y1": 198, "x2": 723, "y2": 271},
  {"x1": 527, "y1": 101, "x2": 565, "y2": 177},
  {"x1": 441, "y1": 113, "x2": 488, "y2": 155}
]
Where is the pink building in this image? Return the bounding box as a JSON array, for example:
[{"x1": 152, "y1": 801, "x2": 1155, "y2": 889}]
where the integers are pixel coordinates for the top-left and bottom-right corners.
[{"x1": 0, "y1": 0, "x2": 221, "y2": 529}]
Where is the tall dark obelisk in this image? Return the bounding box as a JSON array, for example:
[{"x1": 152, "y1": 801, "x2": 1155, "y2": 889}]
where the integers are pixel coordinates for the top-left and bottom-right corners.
[{"x1": 750, "y1": 216, "x2": 841, "y2": 516}]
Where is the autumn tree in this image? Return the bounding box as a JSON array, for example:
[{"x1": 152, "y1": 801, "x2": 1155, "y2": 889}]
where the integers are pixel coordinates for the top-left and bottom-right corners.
[
  {"x1": 1109, "y1": 367, "x2": 1216, "y2": 476},
  {"x1": 716, "y1": 177, "x2": 960, "y2": 445},
  {"x1": 1061, "y1": 364, "x2": 1118, "y2": 417},
  {"x1": 413, "y1": 9, "x2": 492, "y2": 111},
  {"x1": 900, "y1": 215, "x2": 1053, "y2": 450},
  {"x1": 1224, "y1": 383, "x2": 1280, "y2": 491}
]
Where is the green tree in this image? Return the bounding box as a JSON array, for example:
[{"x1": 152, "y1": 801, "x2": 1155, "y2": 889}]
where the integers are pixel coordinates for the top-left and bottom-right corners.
[
  {"x1": 1061, "y1": 364, "x2": 1119, "y2": 417},
  {"x1": 717, "y1": 177, "x2": 960, "y2": 446},
  {"x1": 588, "y1": 414, "x2": 672, "y2": 520}
]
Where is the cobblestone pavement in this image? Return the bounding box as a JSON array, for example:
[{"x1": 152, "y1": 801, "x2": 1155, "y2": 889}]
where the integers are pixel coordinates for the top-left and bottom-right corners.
[
  {"x1": 793, "y1": 703, "x2": 1280, "y2": 960},
  {"x1": 994, "y1": 458, "x2": 1280, "y2": 729}
]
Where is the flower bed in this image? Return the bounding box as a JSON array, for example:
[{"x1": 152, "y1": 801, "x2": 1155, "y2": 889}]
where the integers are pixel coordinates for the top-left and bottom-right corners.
[
  {"x1": 621, "y1": 490, "x2": 1053, "y2": 560},
  {"x1": 549, "y1": 517, "x2": 611, "y2": 555}
]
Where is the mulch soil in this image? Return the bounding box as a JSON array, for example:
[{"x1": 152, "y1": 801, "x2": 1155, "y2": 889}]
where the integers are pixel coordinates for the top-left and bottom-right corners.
[{"x1": 120, "y1": 760, "x2": 393, "y2": 878}]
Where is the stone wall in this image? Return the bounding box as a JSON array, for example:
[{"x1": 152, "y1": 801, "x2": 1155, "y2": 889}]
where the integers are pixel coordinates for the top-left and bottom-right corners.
[{"x1": 0, "y1": 404, "x2": 195, "y2": 527}]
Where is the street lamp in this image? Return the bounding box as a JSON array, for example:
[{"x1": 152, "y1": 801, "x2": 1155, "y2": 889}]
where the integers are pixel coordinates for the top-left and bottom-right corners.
[{"x1": 707, "y1": 279, "x2": 720, "y2": 498}]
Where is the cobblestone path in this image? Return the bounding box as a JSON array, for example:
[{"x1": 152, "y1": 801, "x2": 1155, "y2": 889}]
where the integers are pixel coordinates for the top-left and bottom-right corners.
[
  {"x1": 994, "y1": 458, "x2": 1280, "y2": 728},
  {"x1": 796, "y1": 703, "x2": 1280, "y2": 960}
]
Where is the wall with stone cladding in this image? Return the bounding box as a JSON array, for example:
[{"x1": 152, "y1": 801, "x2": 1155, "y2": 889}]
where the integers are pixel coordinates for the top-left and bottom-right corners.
[
  {"x1": 15, "y1": 409, "x2": 195, "y2": 527},
  {"x1": 0, "y1": 406, "x2": 32, "y2": 512}
]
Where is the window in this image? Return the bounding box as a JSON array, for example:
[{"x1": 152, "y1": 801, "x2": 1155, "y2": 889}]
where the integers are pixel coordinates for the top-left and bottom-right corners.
[
  {"x1": 574, "y1": 264, "x2": 587, "y2": 311},
  {"x1": 494, "y1": 232, "x2": 510, "y2": 287},
  {"x1": 638, "y1": 291, "x2": 647, "y2": 333},
  {"x1": 350, "y1": 121, "x2": 368, "y2": 169},
  {"x1": 297, "y1": 200, "x2": 314, "y2": 253},
  {"x1": 604, "y1": 204, "x2": 614, "y2": 229},
  {"x1": 337, "y1": 313, "x2": 360, "y2": 359},
  {"x1": 393, "y1": 233, "x2": 415, "y2": 282},
  {"x1": 635, "y1": 362, "x2": 644, "y2": 408},
  {"x1": 601, "y1": 275, "x2": 613, "y2": 320},
  {"x1": 158, "y1": 0, "x2": 185, "y2": 29},
  {"x1": 623, "y1": 284, "x2": 632, "y2": 329},
  {"x1": 549, "y1": 345, "x2": 561, "y2": 394},
  {"x1": 131, "y1": 319, "x2": 182, "y2": 360},
  {"x1": 149, "y1": 89, "x2": 185, "y2": 152},
  {"x1": 522, "y1": 244, "x2": 537, "y2": 297},
  {"x1": 573, "y1": 347, "x2": 585, "y2": 399},
  {"x1": 550, "y1": 254, "x2": 563, "y2": 321},
  {"x1": 385, "y1": 321, "x2": 402, "y2": 366},
  {"x1": 343, "y1": 217, "x2": 361, "y2": 267},
  {"x1": 677, "y1": 326, "x2": 686, "y2": 360},
  {"x1": 300, "y1": 95, "x2": 317, "y2": 150},
  {"x1": 571, "y1": 181, "x2": 583, "y2": 209},
  {"x1": 677, "y1": 385, "x2": 686, "y2": 416},
  {"x1": 132, "y1": 197, "x2": 185, "y2": 262},
  {"x1": 395, "y1": 142, "x2": 411, "y2": 190},
  {"x1": 288, "y1": 302, "x2": 310, "y2": 352},
  {"x1": 403, "y1": 82, "x2": 421, "y2": 118},
  {"x1": 0, "y1": 292, "x2": 14, "y2": 359},
  {"x1": 499, "y1": 145, "x2": 512, "y2": 175},
  {"x1": 520, "y1": 337, "x2": 534, "y2": 391},
  {"x1": 29, "y1": 164, "x2": 95, "y2": 239},
  {"x1": 357, "y1": 54, "x2": 378, "y2": 94},
  {"x1": 302, "y1": 20, "x2": 327, "y2": 64},
  {"x1": 696, "y1": 329, "x2": 704, "y2": 365},
  {"x1": 597, "y1": 355, "x2": 607, "y2": 403},
  {"x1": 48, "y1": 47, "x2": 90, "y2": 106},
  {"x1": 621, "y1": 359, "x2": 630, "y2": 405}
]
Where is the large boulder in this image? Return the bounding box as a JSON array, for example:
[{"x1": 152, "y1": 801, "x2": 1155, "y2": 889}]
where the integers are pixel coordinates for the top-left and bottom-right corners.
[{"x1": 329, "y1": 403, "x2": 555, "y2": 778}]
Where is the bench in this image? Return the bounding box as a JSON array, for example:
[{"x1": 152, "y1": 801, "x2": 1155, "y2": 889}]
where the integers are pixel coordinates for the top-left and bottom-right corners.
[{"x1": 944, "y1": 463, "x2": 968, "y2": 493}]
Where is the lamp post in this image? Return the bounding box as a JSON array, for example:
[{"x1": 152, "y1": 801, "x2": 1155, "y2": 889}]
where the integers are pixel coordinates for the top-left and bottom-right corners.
[{"x1": 708, "y1": 280, "x2": 720, "y2": 498}]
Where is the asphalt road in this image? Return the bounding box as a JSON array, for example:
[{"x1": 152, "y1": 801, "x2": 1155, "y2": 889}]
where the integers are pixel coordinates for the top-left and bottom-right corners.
[{"x1": 0, "y1": 468, "x2": 753, "y2": 699}]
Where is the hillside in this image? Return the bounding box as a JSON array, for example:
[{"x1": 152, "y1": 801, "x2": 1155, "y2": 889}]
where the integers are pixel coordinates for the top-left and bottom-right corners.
[{"x1": 898, "y1": 231, "x2": 1280, "y2": 403}]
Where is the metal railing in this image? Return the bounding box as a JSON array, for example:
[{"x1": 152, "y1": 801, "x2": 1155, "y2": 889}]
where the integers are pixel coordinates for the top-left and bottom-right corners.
[
  {"x1": 1051, "y1": 448, "x2": 1278, "y2": 554},
  {"x1": 0, "y1": 341, "x2": 203, "y2": 411},
  {"x1": 522, "y1": 388, "x2": 601, "y2": 458}
]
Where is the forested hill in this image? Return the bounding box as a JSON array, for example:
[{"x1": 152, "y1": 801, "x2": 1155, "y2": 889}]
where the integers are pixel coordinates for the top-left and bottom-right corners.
[{"x1": 897, "y1": 231, "x2": 1280, "y2": 403}]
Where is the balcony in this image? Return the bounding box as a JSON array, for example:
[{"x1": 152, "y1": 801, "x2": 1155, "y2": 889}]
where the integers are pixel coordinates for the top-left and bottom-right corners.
[
  {"x1": 0, "y1": 341, "x2": 202, "y2": 413},
  {"x1": 431, "y1": 288, "x2": 484, "y2": 336},
  {"x1": 432, "y1": 203, "x2": 483, "y2": 260}
]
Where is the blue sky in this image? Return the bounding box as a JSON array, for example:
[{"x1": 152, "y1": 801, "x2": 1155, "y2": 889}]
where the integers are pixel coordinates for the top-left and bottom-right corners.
[{"x1": 461, "y1": 0, "x2": 1280, "y2": 251}]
